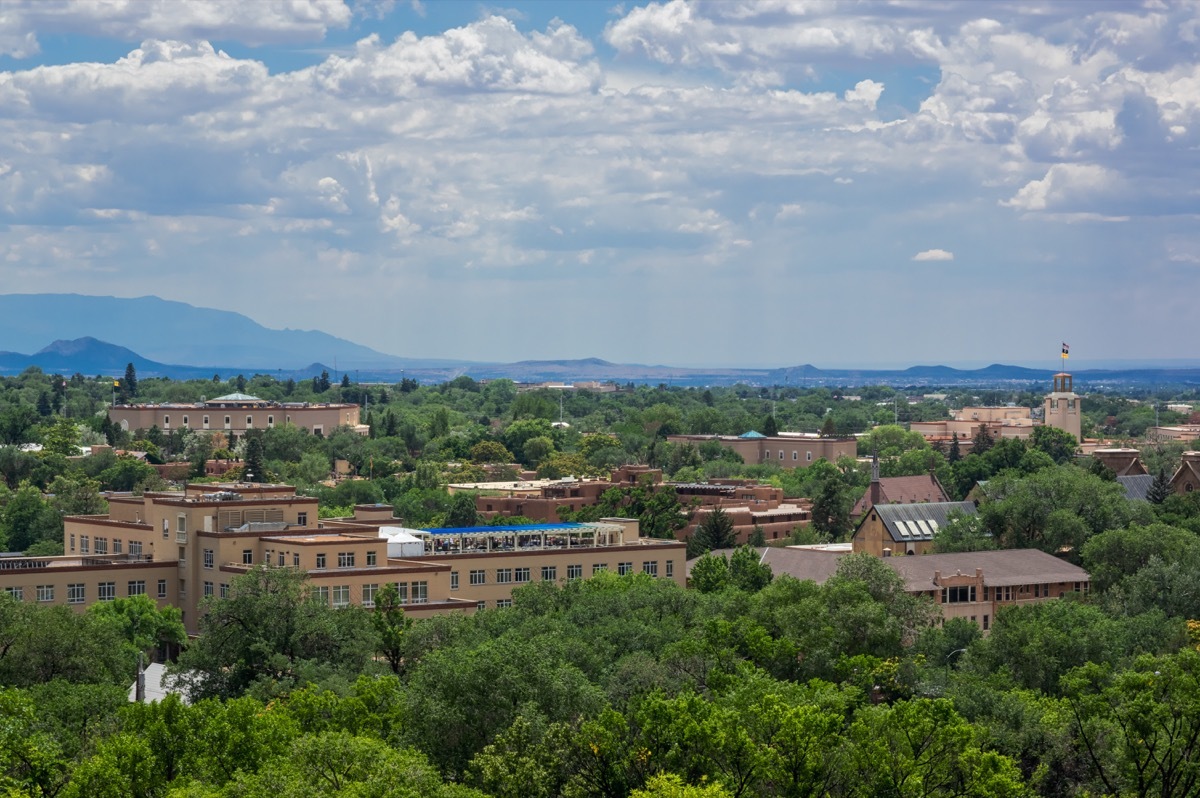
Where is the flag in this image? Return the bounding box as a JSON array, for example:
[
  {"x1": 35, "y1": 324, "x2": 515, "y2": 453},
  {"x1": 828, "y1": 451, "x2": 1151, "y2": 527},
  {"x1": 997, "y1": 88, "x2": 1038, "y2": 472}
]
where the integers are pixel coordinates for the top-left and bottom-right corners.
[
  {"x1": 114, "y1": 380, "x2": 120, "y2": 387},
  {"x1": 1061, "y1": 342, "x2": 1069, "y2": 359}
]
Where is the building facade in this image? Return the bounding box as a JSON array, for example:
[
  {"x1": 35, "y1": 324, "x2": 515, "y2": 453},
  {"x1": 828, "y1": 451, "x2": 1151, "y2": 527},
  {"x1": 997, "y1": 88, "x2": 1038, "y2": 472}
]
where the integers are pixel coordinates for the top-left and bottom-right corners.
[
  {"x1": 109, "y1": 393, "x2": 366, "y2": 439},
  {"x1": 666, "y1": 433, "x2": 856, "y2": 468}
]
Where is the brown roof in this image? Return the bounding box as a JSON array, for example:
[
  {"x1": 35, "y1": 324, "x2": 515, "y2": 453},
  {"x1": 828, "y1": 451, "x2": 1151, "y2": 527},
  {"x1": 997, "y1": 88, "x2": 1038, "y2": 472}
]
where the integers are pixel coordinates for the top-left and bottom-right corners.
[
  {"x1": 690, "y1": 547, "x2": 1088, "y2": 594},
  {"x1": 1170, "y1": 453, "x2": 1200, "y2": 494},
  {"x1": 852, "y1": 474, "x2": 949, "y2": 516}
]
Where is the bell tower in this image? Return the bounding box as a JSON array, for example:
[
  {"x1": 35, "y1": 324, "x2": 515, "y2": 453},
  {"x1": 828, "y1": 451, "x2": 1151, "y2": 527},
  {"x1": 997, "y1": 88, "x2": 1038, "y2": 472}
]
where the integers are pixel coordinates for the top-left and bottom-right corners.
[{"x1": 1044, "y1": 371, "x2": 1082, "y2": 442}]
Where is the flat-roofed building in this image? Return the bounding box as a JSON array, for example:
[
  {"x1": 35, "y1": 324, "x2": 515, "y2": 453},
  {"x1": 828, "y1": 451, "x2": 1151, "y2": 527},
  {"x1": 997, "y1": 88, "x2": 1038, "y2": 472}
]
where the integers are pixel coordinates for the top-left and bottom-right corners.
[
  {"x1": 666, "y1": 432, "x2": 856, "y2": 469},
  {"x1": 109, "y1": 393, "x2": 366, "y2": 439}
]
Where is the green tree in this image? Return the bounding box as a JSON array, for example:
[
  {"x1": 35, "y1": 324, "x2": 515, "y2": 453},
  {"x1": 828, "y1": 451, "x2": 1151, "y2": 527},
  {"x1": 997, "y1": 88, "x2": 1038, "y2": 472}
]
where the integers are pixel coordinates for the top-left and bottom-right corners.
[
  {"x1": 470, "y1": 440, "x2": 513, "y2": 464},
  {"x1": 811, "y1": 476, "x2": 852, "y2": 540},
  {"x1": 689, "y1": 507, "x2": 736, "y2": 556},
  {"x1": 123, "y1": 362, "x2": 138, "y2": 398},
  {"x1": 371, "y1": 583, "x2": 412, "y2": 676},
  {"x1": 689, "y1": 552, "x2": 730, "y2": 593},
  {"x1": 1147, "y1": 468, "x2": 1172, "y2": 504},
  {"x1": 445, "y1": 492, "x2": 480, "y2": 528},
  {"x1": 728, "y1": 544, "x2": 772, "y2": 592},
  {"x1": 1, "y1": 482, "x2": 60, "y2": 552},
  {"x1": 87, "y1": 594, "x2": 185, "y2": 658},
  {"x1": 244, "y1": 436, "x2": 267, "y2": 483},
  {"x1": 1030, "y1": 425, "x2": 1079, "y2": 465}
]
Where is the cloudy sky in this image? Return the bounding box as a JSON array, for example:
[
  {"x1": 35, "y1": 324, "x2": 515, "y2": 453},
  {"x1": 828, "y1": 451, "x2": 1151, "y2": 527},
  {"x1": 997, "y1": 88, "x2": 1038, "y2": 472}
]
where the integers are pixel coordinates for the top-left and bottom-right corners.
[{"x1": 1, "y1": 1, "x2": 1197, "y2": 369}]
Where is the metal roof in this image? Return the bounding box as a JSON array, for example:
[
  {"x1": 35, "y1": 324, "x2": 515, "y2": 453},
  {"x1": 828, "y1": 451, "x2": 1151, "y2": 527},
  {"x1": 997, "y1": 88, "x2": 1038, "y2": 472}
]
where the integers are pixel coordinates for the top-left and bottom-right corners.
[
  {"x1": 1117, "y1": 474, "x2": 1155, "y2": 502},
  {"x1": 871, "y1": 501, "x2": 977, "y2": 542}
]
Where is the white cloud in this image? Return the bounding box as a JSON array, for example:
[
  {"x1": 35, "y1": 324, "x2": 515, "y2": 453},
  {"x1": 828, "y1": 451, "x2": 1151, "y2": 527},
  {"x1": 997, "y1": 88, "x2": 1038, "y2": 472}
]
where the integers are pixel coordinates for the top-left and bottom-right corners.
[{"x1": 912, "y1": 248, "x2": 955, "y2": 261}]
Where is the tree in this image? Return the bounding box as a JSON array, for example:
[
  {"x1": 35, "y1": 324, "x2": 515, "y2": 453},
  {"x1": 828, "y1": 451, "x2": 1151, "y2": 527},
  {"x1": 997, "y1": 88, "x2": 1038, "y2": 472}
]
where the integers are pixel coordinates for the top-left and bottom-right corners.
[
  {"x1": 689, "y1": 507, "x2": 736, "y2": 556},
  {"x1": 445, "y1": 492, "x2": 480, "y2": 528},
  {"x1": 47, "y1": 473, "x2": 107, "y2": 516},
  {"x1": 810, "y1": 476, "x2": 852, "y2": 540},
  {"x1": 470, "y1": 440, "x2": 513, "y2": 464},
  {"x1": 1148, "y1": 468, "x2": 1172, "y2": 504},
  {"x1": 371, "y1": 583, "x2": 412, "y2": 675},
  {"x1": 124, "y1": 363, "x2": 138, "y2": 398},
  {"x1": 972, "y1": 424, "x2": 994, "y2": 455},
  {"x1": 762, "y1": 414, "x2": 779, "y2": 437},
  {"x1": 243, "y1": 436, "x2": 267, "y2": 483},
  {"x1": 1, "y1": 482, "x2": 61, "y2": 552},
  {"x1": 948, "y1": 432, "x2": 961, "y2": 463},
  {"x1": 820, "y1": 415, "x2": 837, "y2": 437},
  {"x1": 341, "y1": 373, "x2": 351, "y2": 389},
  {"x1": 689, "y1": 552, "x2": 730, "y2": 593},
  {"x1": 1031, "y1": 425, "x2": 1078, "y2": 465},
  {"x1": 87, "y1": 594, "x2": 185, "y2": 658},
  {"x1": 728, "y1": 545, "x2": 772, "y2": 591}
]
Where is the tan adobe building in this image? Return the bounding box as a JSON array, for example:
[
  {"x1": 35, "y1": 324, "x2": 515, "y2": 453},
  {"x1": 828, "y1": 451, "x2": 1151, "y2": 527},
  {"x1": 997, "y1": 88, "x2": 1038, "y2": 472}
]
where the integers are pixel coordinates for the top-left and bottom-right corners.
[
  {"x1": 851, "y1": 457, "x2": 950, "y2": 518},
  {"x1": 0, "y1": 483, "x2": 683, "y2": 635},
  {"x1": 1149, "y1": 426, "x2": 1200, "y2": 443},
  {"x1": 690, "y1": 547, "x2": 1089, "y2": 633},
  {"x1": 109, "y1": 393, "x2": 366, "y2": 439},
  {"x1": 910, "y1": 406, "x2": 1035, "y2": 444},
  {"x1": 666, "y1": 432, "x2": 856, "y2": 468},
  {"x1": 1044, "y1": 372, "x2": 1082, "y2": 442},
  {"x1": 851, "y1": 501, "x2": 978, "y2": 557}
]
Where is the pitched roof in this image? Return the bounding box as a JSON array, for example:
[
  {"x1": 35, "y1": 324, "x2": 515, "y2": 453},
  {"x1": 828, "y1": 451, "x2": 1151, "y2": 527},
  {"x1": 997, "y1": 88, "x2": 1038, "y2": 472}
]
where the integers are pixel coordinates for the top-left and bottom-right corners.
[
  {"x1": 1117, "y1": 474, "x2": 1155, "y2": 501},
  {"x1": 852, "y1": 474, "x2": 950, "y2": 516},
  {"x1": 1170, "y1": 453, "x2": 1200, "y2": 494},
  {"x1": 867, "y1": 501, "x2": 977, "y2": 543},
  {"x1": 739, "y1": 430, "x2": 765, "y2": 438}
]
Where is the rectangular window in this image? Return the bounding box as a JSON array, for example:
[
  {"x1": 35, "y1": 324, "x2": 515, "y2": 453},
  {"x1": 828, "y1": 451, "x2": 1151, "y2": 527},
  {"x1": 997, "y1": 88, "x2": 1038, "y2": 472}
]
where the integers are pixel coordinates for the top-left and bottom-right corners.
[
  {"x1": 203, "y1": 581, "x2": 214, "y2": 598},
  {"x1": 157, "y1": 580, "x2": 167, "y2": 599},
  {"x1": 163, "y1": 415, "x2": 170, "y2": 428},
  {"x1": 332, "y1": 585, "x2": 351, "y2": 608},
  {"x1": 130, "y1": 540, "x2": 142, "y2": 556},
  {"x1": 219, "y1": 583, "x2": 229, "y2": 598},
  {"x1": 69, "y1": 534, "x2": 75, "y2": 552},
  {"x1": 67, "y1": 584, "x2": 85, "y2": 604},
  {"x1": 338, "y1": 552, "x2": 355, "y2": 568},
  {"x1": 224, "y1": 416, "x2": 231, "y2": 429},
  {"x1": 411, "y1": 581, "x2": 428, "y2": 604},
  {"x1": 983, "y1": 614, "x2": 990, "y2": 631},
  {"x1": 941, "y1": 585, "x2": 977, "y2": 604},
  {"x1": 792, "y1": 451, "x2": 798, "y2": 460},
  {"x1": 496, "y1": 599, "x2": 512, "y2": 609},
  {"x1": 203, "y1": 549, "x2": 214, "y2": 569},
  {"x1": 94, "y1": 537, "x2": 107, "y2": 554},
  {"x1": 363, "y1": 583, "x2": 379, "y2": 608},
  {"x1": 203, "y1": 415, "x2": 210, "y2": 429},
  {"x1": 293, "y1": 553, "x2": 300, "y2": 567},
  {"x1": 36, "y1": 585, "x2": 54, "y2": 602},
  {"x1": 316, "y1": 554, "x2": 327, "y2": 569},
  {"x1": 779, "y1": 450, "x2": 784, "y2": 460},
  {"x1": 807, "y1": 451, "x2": 813, "y2": 461},
  {"x1": 5, "y1": 587, "x2": 22, "y2": 601},
  {"x1": 182, "y1": 415, "x2": 189, "y2": 427},
  {"x1": 470, "y1": 569, "x2": 486, "y2": 585},
  {"x1": 128, "y1": 580, "x2": 146, "y2": 596},
  {"x1": 297, "y1": 512, "x2": 308, "y2": 526},
  {"x1": 618, "y1": 562, "x2": 633, "y2": 575},
  {"x1": 496, "y1": 568, "x2": 513, "y2": 584},
  {"x1": 541, "y1": 565, "x2": 557, "y2": 581},
  {"x1": 366, "y1": 550, "x2": 376, "y2": 566},
  {"x1": 476, "y1": 600, "x2": 487, "y2": 611},
  {"x1": 312, "y1": 586, "x2": 330, "y2": 605},
  {"x1": 642, "y1": 561, "x2": 659, "y2": 577},
  {"x1": 113, "y1": 539, "x2": 122, "y2": 554},
  {"x1": 267, "y1": 415, "x2": 274, "y2": 428},
  {"x1": 666, "y1": 560, "x2": 674, "y2": 578},
  {"x1": 592, "y1": 563, "x2": 607, "y2": 575},
  {"x1": 80, "y1": 535, "x2": 90, "y2": 554},
  {"x1": 567, "y1": 564, "x2": 582, "y2": 580},
  {"x1": 246, "y1": 415, "x2": 253, "y2": 428},
  {"x1": 450, "y1": 571, "x2": 459, "y2": 591},
  {"x1": 177, "y1": 515, "x2": 186, "y2": 533},
  {"x1": 242, "y1": 549, "x2": 253, "y2": 565},
  {"x1": 278, "y1": 552, "x2": 285, "y2": 566},
  {"x1": 162, "y1": 520, "x2": 169, "y2": 539},
  {"x1": 98, "y1": 582, "x2": 115, "y2": 601},
  {"x1": 515, "y1": 567, "x2": 531, "y2": 583},
  {"x1": 395, "y1": 582, "x2": 408, "y2": 604}
]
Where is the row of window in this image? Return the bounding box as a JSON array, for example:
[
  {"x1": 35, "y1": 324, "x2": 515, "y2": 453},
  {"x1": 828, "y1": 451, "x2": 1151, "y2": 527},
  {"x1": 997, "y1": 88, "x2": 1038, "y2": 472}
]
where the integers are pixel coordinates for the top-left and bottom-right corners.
[
  {"x1": 163, "y1": 414, "x2": 288, "y2": 429},
  {"x1": 766, "y1": 450, "x2": 814, "y2": 462},
  {"x1": 71, "y1": 536, "x2": 144, "y2": 556},
  {"x1": 940, "y1": 582, "x2": 1090, "y2": 604},
  {"x1": 231, "y1": 550, "x2": 378, "y2": 568},
  {"x1": 307, "y1": 581, "x2": 428, "y2": 608},
  {"x1": 25, "y1": 579, "x2": 159, "y2": 604},
  {"x1": 455, "y1": 560, "x2": 672, "y2": 588}
]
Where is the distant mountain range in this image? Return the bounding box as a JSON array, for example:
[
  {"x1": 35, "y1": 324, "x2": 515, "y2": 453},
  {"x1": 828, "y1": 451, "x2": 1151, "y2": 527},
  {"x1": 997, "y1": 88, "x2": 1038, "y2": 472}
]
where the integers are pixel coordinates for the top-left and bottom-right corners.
[{"x1": 0, "y1": 294, "x2": 1198, "y2": 387}]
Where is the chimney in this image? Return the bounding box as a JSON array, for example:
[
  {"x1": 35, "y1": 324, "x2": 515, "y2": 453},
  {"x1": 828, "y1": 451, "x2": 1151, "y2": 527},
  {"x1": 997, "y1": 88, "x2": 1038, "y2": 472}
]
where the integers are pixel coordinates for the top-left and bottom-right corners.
[{"x1": 869, "y1": 452, "x2": 881, "y2": 508}]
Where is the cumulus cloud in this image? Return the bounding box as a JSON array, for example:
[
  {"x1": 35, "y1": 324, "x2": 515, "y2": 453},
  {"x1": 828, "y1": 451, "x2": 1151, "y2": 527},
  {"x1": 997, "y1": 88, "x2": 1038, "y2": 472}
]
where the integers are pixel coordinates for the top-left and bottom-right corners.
[{"x1": 912, "y1": 249, "x2": 954, "y2": 261}]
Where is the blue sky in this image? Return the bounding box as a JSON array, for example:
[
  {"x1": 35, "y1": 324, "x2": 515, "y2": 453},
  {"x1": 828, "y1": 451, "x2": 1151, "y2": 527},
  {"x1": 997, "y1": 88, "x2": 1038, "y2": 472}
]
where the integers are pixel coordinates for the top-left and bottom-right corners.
[{"x1": 0, "y1": 0, "x2": 1196, "y2": 369}]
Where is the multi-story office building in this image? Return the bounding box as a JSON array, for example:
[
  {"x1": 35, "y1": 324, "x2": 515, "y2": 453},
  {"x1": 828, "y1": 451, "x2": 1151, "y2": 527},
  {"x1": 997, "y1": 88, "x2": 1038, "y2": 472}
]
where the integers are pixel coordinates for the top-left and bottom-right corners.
[
  {"x1": 0, "y1": 483, "x2": 684, "y2": 635},
  {"x1": 109, "y1": 393, "x2": 366, "y2": 439}
]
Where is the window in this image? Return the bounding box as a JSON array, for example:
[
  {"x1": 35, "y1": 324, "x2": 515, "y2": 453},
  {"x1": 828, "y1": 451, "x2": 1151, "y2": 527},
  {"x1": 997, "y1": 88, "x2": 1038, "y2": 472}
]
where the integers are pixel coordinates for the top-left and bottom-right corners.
[
  {"x1": 541, "y1": 566, "x2": 557, "y2": 581},
  {"x1": 366, "y1": 550, "x2": 376, "y2": 566},
  {"x1": 224, "y1": 416, "x2": 231, "y2": 429},
  {"x1": 69, "y1": 534, "x2": 75, "y2": 552},
  {"x1": 80, "y1": 535, "x2": 90, "y2": 554},
  {"x1": 411, "y1": 581, "x2": 428, "y2": 604},
  {"x1": 515, "y1": 567, "x2": 531, "y2": 583},
  {"x1": 242, "y1": 549, "x2": 253, "y2": 565},
  {"x1": 592, "y1": 563, "x2": 607, "y2": 575},
  {"x1": 203, "y1": 581, "x2": 214, "y2": 597},
  {"x1": 395, "y1": 582, "x2": 409, "y2": 604},
  {"x1": 246, "y1": 415, "x2": 253, "y2": 428},
  {"x1": 496, "y1": 568, "x2": 513, "y2": 584},
  {"x1": 98, "y1": 582, "x2": 116, "y2": 601},
  {"x1": 267, "y1": 415, "x2": 274, "y2": 428},
  {"x1": 983, "y1": 614, "x2": 990, "y2": 631},
  {"x1": 496, "y1": 599, "x2": 512, "y2": 609},
  {"x1": 113, "y1": 539, "x2": 122, "y2": 554},
  {"x1": 67, "y1": 584, "x2": 85, "y2": 604},
  {"x1": 5, "y1": 587, "x2": 22, "y2": 601},
  {"x1": 312, "y1": 586, "x2": 330, "y2": 605},
  {"x1": 941, "y1": 585, "x2": 976, "y2": 603},
  {"x1": 203, "y1": 415, "x2": 210, "y2": 429},
  {"x1": 806, "y1": 451, "x2": 813, "y2": 461},
  {"x1": 128, "y1": 580, "x2": 145, "y2": 596},
  {"x1": 642, "y1": 561, "x2": 658, "y2": 577},
  {"x1": 293, "y1": 553, "x2": 300, "y2": 567},
  {"x1": 666, "y1": 560, "x2": 674, "y2": 578},
  {"x1": 450, "y1": 571, "x2": 460, "y2": 590},
  {"x1": 363, "y1": 583, "x2": 379, "y2": 607},
  {"x1": 316, "y1": 554, "x2": 327, "y2": 569},
  {"x1": 162, "y1": 520, "x2": 169, "y2": 539},
  {"x1": 182, "y1": 415, "x2": 189, "y2": 427},
  {"x1": 617, "y1": 562, "x2": 633, "y2": 575},
  {"x1": 157, "y1": 580, "x2": 167, "y2": 598},
  {"x1": 176, "y1": 515, "x2": 186, "y2": 534},
  {"x1": 36, "y1": 585, "x2": 54, "y2": 602},
  {"x1": 476, "y1": 600, "x2": 487, "y2": 611},
  {"x1": 278, "y1": 552, "x2": 285, "y2": 566},
  {"x1": 792, "y1": 451, "x2": 798, "y2": 460},
  {"x1": 94, "y1": 537, "x2": 107, "y2": 554},
  {"x1": 567, "y1": 564, "x2": 582, "y2": 580},
  {"x1": 470, "y1": 570, "x2": 486, "y2": 585},
  {"x1": 130, "y1": 540, "x2": 142, "y2": 556},
  {"x1": 338, "y1": 552, "x2": 356, "y2": 568},
  {"x1": 203, "y1": 549, "x2": 214, "y2": 569},
  {"x1": 332, "y1": 585, "x2": 351, "y2": 608},
  {"x1": 779, "y1": 450, "x2": 784, "y2": 460},
  {"x1": 163, "y1": 415, "x2": 170, "y2": 428},
  {"x1": 220, "y1": 583, "x2": 229, "y2": 598},
  {"x1": 297, "y1": 512, "x2": 308, "y2": 526}
]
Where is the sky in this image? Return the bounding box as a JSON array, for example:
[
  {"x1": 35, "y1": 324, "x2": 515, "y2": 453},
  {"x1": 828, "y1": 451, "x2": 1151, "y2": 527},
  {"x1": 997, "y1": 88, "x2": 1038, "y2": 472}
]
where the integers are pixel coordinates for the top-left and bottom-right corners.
[{"x1": 0, "y1": 0, "x2": 1197, "y2": 370}]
